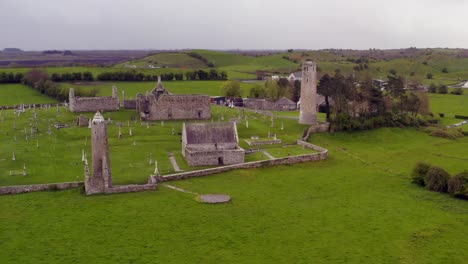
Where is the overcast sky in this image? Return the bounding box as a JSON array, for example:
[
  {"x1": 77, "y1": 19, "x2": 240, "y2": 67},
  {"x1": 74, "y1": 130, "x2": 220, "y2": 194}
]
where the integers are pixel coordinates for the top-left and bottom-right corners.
[{"x1": 1, "y1": 0, "x2": 467, "y2": 50}]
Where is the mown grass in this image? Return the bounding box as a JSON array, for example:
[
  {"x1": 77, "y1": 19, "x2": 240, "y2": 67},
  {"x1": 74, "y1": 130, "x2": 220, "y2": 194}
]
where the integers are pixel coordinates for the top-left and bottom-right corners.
[
  {"x1": 63, "y1": 80, "x2": 259, "y2": 98},
  {"x1": 0, "y1": 78, "x2": 467, "y2": 263},
  {"x1": 0, "y1": 84, "x2": 57, "y2": 105},
  {"x1": 0, "y1": 127, "x2": 467, "y2": 263}
]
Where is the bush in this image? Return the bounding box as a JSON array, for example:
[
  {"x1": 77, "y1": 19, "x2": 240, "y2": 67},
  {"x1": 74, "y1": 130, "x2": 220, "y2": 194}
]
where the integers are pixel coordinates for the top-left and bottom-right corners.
[
  {"x1": 450, "y1": 88, "x2": 463, "y2": 95},
  {"x1": 448, "y1": 171, "x2": 468, "y2": 198},
  {"x1": 424, "y1": 166, "x2": 450, "y2": 192},
  {"x1": 454, "y1": 115, "x2": 468, "y2": 119},
  {"x1": 437, "y1": 84, "x2": 448, "y2": 94},
  {"x1": 428, "y1": 83, "x2": 437, "y2": 93},
  {"x1": 429, "y1": 128, "x2": 464, "y2": 139},
  {"x1": 411, "y1": 162, "x2": 431, "y2": 186}
]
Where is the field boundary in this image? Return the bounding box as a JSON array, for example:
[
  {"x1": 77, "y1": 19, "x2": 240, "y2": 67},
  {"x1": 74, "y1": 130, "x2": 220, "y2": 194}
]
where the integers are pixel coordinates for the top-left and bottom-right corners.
[
  {"x1": 156, "y1": 140, "x2": 328, "y2": 182},
  {"x1": 0, "y1": 141, "x2": 328, "y2": 195}
]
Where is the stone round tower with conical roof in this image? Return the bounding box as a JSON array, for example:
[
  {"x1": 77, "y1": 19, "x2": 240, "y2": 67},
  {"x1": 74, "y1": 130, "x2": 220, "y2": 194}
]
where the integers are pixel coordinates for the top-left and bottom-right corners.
[
  {"x1": 299, "y1": 61, "x2": 318, "y2": 125},
  {"x1": 85, "y1": 111, "x2": 112, "y2": 194}
]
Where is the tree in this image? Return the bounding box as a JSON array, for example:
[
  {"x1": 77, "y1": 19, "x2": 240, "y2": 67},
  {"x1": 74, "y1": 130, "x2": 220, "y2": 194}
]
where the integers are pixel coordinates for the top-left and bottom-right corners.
[
  {"x1": 428, "y1": 83, "x2": 437, "y2": 93},
  {"x1": 221, "y1": 80, "x2": 242, "y2": 97},
  {"x1": 317, "y1": 74, "x2": 333, "y2": 121},
  {"x1": 437, "y1": 84, "x2": 448, "y2": 94},
  {"x1": 249, "y1": 85, "x2": 265, "y2": 98},
  {"x1": 450, "y1": 88, "x2": 463, "y2": 95},
  {"x1": 441, "y1": 67, "x2": 448, "y2": 73},
  {"x1": 387, "y1": 75, "x2": 405, "y2": 99},
  {"x1": 389, "y1": 69, "x2": 397, "y2": 76},
  {"x1": 288, "y1": 80, "x2": 301, "y2": 103},
  {"x1": 264, "y1": 80, "x2": 280, "y2": 101},
  {"x1": 426, "y1": 72, "x2": 433, "y2": 79}
]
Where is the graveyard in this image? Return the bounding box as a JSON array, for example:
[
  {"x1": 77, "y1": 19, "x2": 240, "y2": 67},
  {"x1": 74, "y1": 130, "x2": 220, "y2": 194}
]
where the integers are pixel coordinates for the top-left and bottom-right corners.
[
  {"x1": 0, "y1": 102, "x2": 318, "y2": 187},
  {"x1": 0, "y1": 52, "x2": 467, "y2": 263},
  {"x1": 0, "y1": 77, "x2": 467, "y2": 262}
]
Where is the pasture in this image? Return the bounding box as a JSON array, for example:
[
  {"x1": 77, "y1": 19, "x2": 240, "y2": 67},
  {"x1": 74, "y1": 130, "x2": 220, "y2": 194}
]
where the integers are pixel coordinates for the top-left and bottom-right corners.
[
  {"x1": 0, "y1": 80, "x2": 467, "y2": 263},
  {"x1": 0, "y1": 84, "x2": 57, "y2": 106}
]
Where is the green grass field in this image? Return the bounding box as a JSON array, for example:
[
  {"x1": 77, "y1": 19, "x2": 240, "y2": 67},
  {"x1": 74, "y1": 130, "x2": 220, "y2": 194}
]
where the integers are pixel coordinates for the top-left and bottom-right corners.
[
  {"x1": 3, "y1": 49, "x2": 468, "y2": 84},
  {"x1": 0, "y1": 84, "x2": 57, "y2": 106},
  {"x1": 62, "y1": 80, "x2": 260, "y2": 98},
  {"x1": 0, "y1": 80, "x2": 467, "y2": 263}
]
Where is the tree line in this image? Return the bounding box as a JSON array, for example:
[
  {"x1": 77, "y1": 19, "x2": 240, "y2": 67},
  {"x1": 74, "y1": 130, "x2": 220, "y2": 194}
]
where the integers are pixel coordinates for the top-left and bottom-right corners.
[
  {"x1": 0, "y1": 69, "x2": 228, "y2": 84},
  {"x1": 0, "y1": 72, "x2": 24, "y2": 83},
  {"x1": 97, "y1": 69, "x2": 226, "y2": 81},
  {"x1": 22, "y1": 69, "x2": 98, "y2": 101}
]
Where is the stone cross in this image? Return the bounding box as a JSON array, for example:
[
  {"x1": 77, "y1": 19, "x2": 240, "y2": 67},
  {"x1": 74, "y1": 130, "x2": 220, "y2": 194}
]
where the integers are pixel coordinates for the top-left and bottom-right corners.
[
  {"x1": 281, "y1": 121, "x2": 284, "y2": 130},
  {"x1": 149, "y1": 153, "x2": 154, "y2": 165},
  {"x1": 12, "y1": 152, "x2": 16, "y2": 161},
  {"x1": 129, "y1": 128, "x2": 133, "y2": 136},
  {"x1": 23, "y1": 164, "x2": 27, "y2": 176}
]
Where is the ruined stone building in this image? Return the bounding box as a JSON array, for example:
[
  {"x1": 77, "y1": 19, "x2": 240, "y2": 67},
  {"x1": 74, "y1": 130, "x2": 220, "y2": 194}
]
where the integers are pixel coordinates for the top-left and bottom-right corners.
[
  {"x1": 299, "y1": 61, "x2": 318, "y2": 125},
  {"x1": 136, "y1": 77, "x2": 211, "y2": 121},
  {"x1": 84, "y1": 111, "x2": 157, "y2": 195},
  {"x1": 85, "y1": 111, "x2": 112, "y2": 195},
  {"x1": 69, "y1": 86, "x2": 120, "y2": 112},
  {"x1": 182, "y1": 122, "x2": 245, "y2": 166},
  {"x1": 244, "y1": 97, "x2": 297, "y2": 111}
]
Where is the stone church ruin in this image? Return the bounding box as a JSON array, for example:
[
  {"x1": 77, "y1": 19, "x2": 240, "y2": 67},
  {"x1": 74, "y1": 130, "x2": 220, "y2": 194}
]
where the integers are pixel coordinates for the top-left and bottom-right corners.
[
  {"x1": 136, "y1": 77, "x2": 211, "y2": 121},
  {"x1": 69, "y1": 86, "x2": 120, "y2": 113},
  {"x1": 182, "y1": 122, "x2": 245, "y2": 166}
]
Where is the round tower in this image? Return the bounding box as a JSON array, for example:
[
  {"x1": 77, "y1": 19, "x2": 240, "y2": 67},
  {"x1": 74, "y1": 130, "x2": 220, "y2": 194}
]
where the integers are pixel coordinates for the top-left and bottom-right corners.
[
  {"x1": 299, "y1": 61, "x2": 318, "y2": 125},
  {"x1": 89, "y1": 111, "x2": 112, "y2": 191}
]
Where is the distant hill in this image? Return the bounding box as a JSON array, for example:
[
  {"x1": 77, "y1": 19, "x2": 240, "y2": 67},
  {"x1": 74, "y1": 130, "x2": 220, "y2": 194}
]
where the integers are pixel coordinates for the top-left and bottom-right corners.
[
  {"x1": 2, "y1": 48, "x2": 23, "y2": 53},
  {"x1": 115, "y1": 48, "x2": 468, "y2": 84}
]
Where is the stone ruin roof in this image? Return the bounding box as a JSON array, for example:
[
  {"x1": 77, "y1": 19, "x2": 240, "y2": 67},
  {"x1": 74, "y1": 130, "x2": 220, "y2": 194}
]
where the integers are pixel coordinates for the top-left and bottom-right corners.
[
  {"x1": 185, "y1": 122, "x2": 237, "y2": 145},
  {"x1": 151, "y1": 76, "x2": 169, "y2": 97},
  {"x1": 275, "y1": 96, "x2": 295, "y2": 105}
]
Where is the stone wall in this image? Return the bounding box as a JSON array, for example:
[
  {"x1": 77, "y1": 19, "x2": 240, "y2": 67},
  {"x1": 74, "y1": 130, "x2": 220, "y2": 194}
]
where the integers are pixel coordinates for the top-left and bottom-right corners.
[
  {"x1": 159, "y1": 141, "x2": 327, "y2": 182},
  {"x1": 137, "y1": 94, "x2": 211, "y2": 121},
  {"x1": 185, "y1": 148, "x2": 245, "y2": 166},
  {"x1": 105, "y1": 184, "x2": 157, "y2": 194},
  {"x1": 70, "y1": 97, "x2": 120, "y2": 113},
  {"x1": 69, "y1": 87, "x2": 120, "y2": 113},
  {"x1": 244, "y1": 139, "x2": 281, "y2": 146},
  {"x1": 0, "y1": 181, "x2": 84, "y2": 195},
  {"x1": 123, "y1": 100, "x2": 137, "y2": 109}
]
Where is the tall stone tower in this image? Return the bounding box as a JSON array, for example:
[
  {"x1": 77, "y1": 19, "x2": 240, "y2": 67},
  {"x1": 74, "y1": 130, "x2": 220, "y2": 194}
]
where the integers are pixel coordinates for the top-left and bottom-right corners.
[
  {"x1": 69, "y1": 88, "x2": 75, "y2": 112},
  {"x1": 85, "y1": 111, "x2": 112, "y2": 195},
  {"x1": 299, "y1": 61, "x2": 318, "y2": 125}
]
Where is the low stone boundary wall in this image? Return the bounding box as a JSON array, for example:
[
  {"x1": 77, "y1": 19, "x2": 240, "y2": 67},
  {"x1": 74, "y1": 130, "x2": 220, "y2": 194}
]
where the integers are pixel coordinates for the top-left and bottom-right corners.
[
  {"x1": 158, "y1": 141, "x2": 327, "y2": 182},
  {"x1": 244, "y1": 139, "x2": 282, "y2": 146},
  {"x1": 0, "y1": 181, "x2": 84, "y2": 195},
  {"x1": 105, "y1": 184, "x2": 157, "y2": 194}
]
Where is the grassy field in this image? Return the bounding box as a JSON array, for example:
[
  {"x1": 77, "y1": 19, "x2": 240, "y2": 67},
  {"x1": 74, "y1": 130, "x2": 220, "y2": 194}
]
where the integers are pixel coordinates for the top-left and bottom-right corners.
[
  {"x1": 0, "y1": 84, "x2": 57, "y2": 105},
  {"x1": 62, "y1": 80, "x2": 260, "y2": 98},
  {"x1": 3, "y1": 49, "x2": 468, "y2": 84},
  {"x1": 0, "y1": 105, "x2": 309, "y2": 186},
  {"x1": 0, "y1": 79, "x2": 467, "y2": 263},
  {"x1": 0, "y1": 127, "x2": 467, "y2": 263}
]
